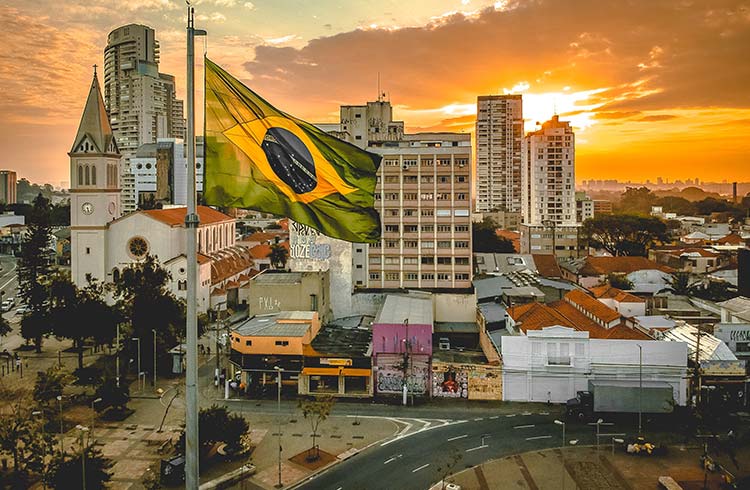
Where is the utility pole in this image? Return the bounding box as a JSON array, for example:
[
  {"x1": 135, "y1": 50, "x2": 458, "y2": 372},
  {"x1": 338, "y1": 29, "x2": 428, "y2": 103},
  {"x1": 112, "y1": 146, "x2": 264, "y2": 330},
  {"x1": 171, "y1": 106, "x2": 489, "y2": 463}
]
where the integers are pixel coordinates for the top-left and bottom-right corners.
[
  {"x1": 637, "y1": 343, "x2": 643, "y2": 436},
  {"x1": 274, "y1": 366, "x2": 284, "y2": 488},
  {"x1": 184, "y1": 6, "x2": 207, "y2": 488},
  {"x1": 694, "y1": 325, "x2": 706, "y2": 407}
]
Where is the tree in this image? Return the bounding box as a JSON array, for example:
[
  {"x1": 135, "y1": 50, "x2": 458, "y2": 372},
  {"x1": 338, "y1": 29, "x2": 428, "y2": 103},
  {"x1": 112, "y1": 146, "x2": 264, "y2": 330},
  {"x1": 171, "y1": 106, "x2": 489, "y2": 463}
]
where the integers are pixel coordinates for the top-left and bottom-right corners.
[
  {"x1": 606, "y1": 273, "x2": 633, "y2": 290},
  {"x1": 0, "y1": 388, "x2": 54, "y2": 484},
  {"x1": 656, "y1": 196, "x2": 696, "y2": 216},
  {"x1": 94, "y1": 379, "x2": 130, "y2": 413},
  {"x1": 114, "y1": 255, "x2": 195, "y2": 375},
  {"x1": 472, "y1": 217, "x2": 516, "y2": 253},
  {"x1": 18, "y1": 194, "x2": 55, "y2": 352},
  {"x1": 48, "y1": 446, "x2": 113, "y2": 490},
  {"x1": 268, "y1": 243, "x2": 289, "y2": 269},
  {"x1": 33, "y1": 366, "x2": 70, "y2": 407},
  {"x1": 298, "y1": 396, "x2": 335, "y2": 461},
  {"x1": 669, "y1": 271, "x2": 697, "y2": 296},
  {"x1": 690, "y1": 281, "x2": 737, "y2": 303},
  {"x1": 617, "y1": 186, "x2": 657, "y2": 215},
  {"x1": 581, "y1": 214, "x2": 668, "y2": 256},
  {"x1": 49, "y1": 273, "x2": 118, "y2": 369},
  {"x1": 0, "y1": 314, "x2": 10, "y2": 339},
  {"x1": 177, "y1": 405, "x2": 250, "y2": 459},
  {"x1": 435, "y1": 447, "x2": 463, "y2": 490}
]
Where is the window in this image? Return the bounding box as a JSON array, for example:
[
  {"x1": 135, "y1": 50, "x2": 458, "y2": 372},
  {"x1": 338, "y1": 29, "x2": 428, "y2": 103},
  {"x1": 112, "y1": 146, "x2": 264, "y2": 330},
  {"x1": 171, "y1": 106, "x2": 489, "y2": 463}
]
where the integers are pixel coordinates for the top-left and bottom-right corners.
[
  {"x1": 384, "y1": 256, "x2": 400, "y2": 265},
  {"x1": 421, "y1": 209, "x2": 434, "y2": 217},
  {"x1": 455, "y1": 241, "x2": 469, "y2": 248},
  {"x1": 403, "y1": 257, "x2": 418, "y2": 265},
  {"x1": 245, "y1": 340, "x2": 252, "y2": 346},
  {"x1": 385, "y1": 225, "x2": 400, "y2": 232},
  {"x1": 455, "y1": 273, "x2": 470, "y2": 280},
  {"x1": 437, "y1": 257, "x2": 452, "y2": 265},
  {"x1": 128, "y1": 236, "x2": 149, "y2": 258},
  {"x1": 421, "y1": 273, "x2": 435, "y2": 280},
  {"x1": 403, "y1": 193, "x2": 418, "y2": 200},
  {"x1": 112, "y1": 268, "x2": 120, "y2": 283},
  {"x1": 275, "y1": 340, "x2": 290, "y2": 346},
  {"x1": 456, "y1": 193, "x2": 467, "y2": 200},
  {"x1": 384, "y1": 160, "x2": 399, "y2": 167},
  {"x1": 436, "y1": 209, "x2": 451, "y2": 217},
  {"x1": 455, "y1": 225, "x2": 469, "y2": 232},
  {"x1": 310, "y1": 294, "x2": 318, "y2": 311},
  {"x1": 421, "y1": 241, "x2": 434, "y2": 248},
  {"x1": 437, "y1": 273, "x2": 450, "y2": 280},
  {"x1": 178, "y1": 280, "x2": 187, "y2": 291},
  {"x1": 369, "y1": 257, "x2": 382, "y2": 264},
  {"x1": 404, "y1": 240, "x2": 418, "y2": 248},
  {"x1": 405, "y1": 273, "x2": 418, "y2": 280},
  {"x1": 385, "y1": 272, "x2": 399, "y2": 281},
  {"x1": 355, "y1": 135, "x2": 362, "y2": 140},
  {"x1": 421, "y1": 225, "x2": 434, "y2": 232},
  {"x1": 421, "y1": 193, "x2": 434, "y2": 200},
  {"x1": 85, "y1": 247, "x2": 91, "y2": 255},
  {"x1": 454, "y1": 209, "x2": 470, "y2": 217},
  {"x1": 437, "y1": 225, "x2": 451, "y2": 232},
  {"x1": 85, "y1": 165, "x2": 90, "y2": 185},
  {"x1": 455, "y1": 257, "x2": 470, "y2": 265},
  {"x1": 421, "y1": 257, "x2": 434, "y2": 265},
  {"x1": 404, "y1": 225, "x2": 418, "y2": 233},
  {"x1": 403, "y1": 176, "x2": 418, "y2": 184},
  {"x1": 437, "y1": 241, "x2": 451, "y2": 248},
  {"x1": 369, "y1": 273, "x2": 380, "y2": 280}
]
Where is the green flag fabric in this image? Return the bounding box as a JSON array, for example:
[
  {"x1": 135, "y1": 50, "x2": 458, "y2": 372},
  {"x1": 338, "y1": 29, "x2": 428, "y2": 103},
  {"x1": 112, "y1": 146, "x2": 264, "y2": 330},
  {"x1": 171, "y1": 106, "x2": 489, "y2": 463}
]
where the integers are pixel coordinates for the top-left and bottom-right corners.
[{"x1": 203, "y1": 58, "x2": 381, "y2": 243}]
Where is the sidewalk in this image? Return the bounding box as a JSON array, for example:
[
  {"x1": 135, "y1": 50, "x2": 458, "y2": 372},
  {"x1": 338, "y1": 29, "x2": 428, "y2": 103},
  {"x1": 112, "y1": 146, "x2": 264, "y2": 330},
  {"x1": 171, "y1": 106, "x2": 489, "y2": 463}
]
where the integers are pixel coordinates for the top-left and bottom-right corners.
[{"x1": 441, "y1": 445, "x2": 749, "y2": 489}]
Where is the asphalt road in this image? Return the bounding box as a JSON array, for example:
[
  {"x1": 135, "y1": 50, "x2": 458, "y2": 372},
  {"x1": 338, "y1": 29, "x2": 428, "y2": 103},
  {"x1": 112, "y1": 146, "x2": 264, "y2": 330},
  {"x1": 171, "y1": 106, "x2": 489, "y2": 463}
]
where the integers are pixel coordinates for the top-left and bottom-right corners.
[{"x1": 294, "y1": 409, "x2": 628, "y2": 490}]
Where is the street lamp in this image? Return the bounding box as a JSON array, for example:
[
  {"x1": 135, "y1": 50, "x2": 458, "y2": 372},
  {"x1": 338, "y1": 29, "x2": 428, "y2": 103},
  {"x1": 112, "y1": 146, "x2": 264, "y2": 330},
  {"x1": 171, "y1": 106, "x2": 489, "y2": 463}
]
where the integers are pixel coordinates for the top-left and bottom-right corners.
[
  {"x1": 75, "y1": 425, "x2": 89, "y2": 490},
  {"x1": 56, "y1": 395, "x2": 64, "y2": 456},
  {"x1": 132, "y1": 337, "x2": 141, "y2": 392},
  {"x1": 636, "y1": 343, "x2": 643, "y2": 436},
  {"x1": 90, "y1": 398, "x2": 102, "y2": 442},
  {"x1": 152, "y1": 329, "x2": 157, "y2": 389},
  {"x1": 554, "y1": 420, "x2": 566, "y2": 490},
  {"x1": 274, "y1": 366, "x2": 284, "y2": 488},
  {"x1": 595, "y1": 418, "x2": 604, "y2": 451}
]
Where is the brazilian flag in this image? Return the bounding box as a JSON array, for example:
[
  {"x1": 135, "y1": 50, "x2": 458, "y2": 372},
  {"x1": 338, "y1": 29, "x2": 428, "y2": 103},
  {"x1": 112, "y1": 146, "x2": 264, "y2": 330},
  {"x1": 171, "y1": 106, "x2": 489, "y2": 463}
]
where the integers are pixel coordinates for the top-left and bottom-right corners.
[{"x1": 203, "y1": 58, "x2": 381, "y2": 243}]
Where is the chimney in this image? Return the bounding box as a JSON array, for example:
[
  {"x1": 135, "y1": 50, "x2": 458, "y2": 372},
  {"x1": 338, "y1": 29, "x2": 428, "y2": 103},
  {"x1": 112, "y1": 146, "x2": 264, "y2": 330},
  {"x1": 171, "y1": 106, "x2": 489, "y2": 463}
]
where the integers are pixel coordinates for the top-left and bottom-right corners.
[{"x1": 733, "y1": 182, "x2": 738, "y2": 204}]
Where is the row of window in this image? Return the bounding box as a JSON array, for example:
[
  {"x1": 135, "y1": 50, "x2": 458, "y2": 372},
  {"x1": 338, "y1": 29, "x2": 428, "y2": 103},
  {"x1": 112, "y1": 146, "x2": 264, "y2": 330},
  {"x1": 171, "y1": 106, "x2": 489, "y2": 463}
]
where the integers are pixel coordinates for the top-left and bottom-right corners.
[
  {"x1": 231, "y1": 337, "x2": 290, "y2": 347},
  {"x1": 370, "y1": 272, "x2": 471, "y2": 281},
  {"x1": 381, "y1": 208, "x2": 470, "y2": 218},
  {"x1": 369, "y1": 256, "x2": 470, "y2": 265},
  {"x1": 373, "y1": 239, "x2": 471, "y2": 249},
  {"x1": 376, "y1": 192, "x2": 468, "y2": 201},
  {"x1": 381, "y1": 175, "x2": 468, "y2": 184},
  {"x1": 383, "y1": 224, "x2": 469, "y2": 233},
  {"x1": 383, "y1": 158, "x2": 469, "y2": 167}
]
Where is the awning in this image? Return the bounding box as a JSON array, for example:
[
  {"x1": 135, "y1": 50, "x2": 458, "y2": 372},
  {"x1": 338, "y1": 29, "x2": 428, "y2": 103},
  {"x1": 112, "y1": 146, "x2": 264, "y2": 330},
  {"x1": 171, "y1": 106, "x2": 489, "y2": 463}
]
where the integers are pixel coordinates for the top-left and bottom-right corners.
[
  {"x1": 301, "y1": 367, "x2": 372, "y2": 377},
  {"x1": 342, "y1": 368, "x2": 371, "y2": 377}
]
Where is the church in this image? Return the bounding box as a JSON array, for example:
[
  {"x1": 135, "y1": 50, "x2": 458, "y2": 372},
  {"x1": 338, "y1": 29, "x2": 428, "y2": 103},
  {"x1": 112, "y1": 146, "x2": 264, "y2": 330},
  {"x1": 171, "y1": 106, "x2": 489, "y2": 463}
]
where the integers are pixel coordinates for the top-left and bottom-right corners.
[{"x1": 69, "y1": 71, "x2": 256, "y2": 312}]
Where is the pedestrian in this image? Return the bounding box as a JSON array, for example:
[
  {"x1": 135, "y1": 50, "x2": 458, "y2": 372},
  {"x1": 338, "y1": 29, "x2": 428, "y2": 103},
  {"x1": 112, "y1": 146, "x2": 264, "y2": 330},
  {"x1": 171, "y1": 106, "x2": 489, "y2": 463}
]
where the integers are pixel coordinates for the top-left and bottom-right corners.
[{"x1": 206, "y1": 345, "x2": 211, "y2": 356}]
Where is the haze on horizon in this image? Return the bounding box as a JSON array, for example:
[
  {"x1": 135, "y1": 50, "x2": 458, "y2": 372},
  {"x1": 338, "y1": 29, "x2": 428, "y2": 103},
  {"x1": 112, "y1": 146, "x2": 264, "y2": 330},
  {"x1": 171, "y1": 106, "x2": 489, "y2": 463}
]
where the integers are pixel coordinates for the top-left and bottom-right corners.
[{"x1": 1, "y1": 0, "x2": 749, "y2": 186}]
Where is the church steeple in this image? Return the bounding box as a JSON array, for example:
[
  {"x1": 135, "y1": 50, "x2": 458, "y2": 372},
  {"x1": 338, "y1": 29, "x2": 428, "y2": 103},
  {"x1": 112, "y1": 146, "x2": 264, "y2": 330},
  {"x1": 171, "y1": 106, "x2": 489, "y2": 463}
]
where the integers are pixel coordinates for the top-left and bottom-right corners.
[{"x1": 70, "y1": 66, "x2": 119, "y2": 156}]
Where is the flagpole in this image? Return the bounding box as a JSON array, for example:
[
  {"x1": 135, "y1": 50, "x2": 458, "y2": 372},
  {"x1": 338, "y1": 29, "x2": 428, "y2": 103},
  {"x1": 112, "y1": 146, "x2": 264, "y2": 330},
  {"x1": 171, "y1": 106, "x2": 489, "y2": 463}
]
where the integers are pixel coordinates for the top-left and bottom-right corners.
[{"x1": 185, "y1": 4, "x2": 204, "y2": 488}]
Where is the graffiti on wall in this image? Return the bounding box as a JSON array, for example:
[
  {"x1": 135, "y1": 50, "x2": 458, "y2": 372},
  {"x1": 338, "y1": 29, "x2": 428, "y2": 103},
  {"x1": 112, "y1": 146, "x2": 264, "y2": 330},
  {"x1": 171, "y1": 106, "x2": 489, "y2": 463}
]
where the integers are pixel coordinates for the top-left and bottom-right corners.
[
  {"x1": 258, "y1": 296, "x2": 282, "y2": 311},
  {"x1": 467, "y1": 369, "x2": 503, "y2": 401},
  {"x1": 432, "y1": 369, "x2": 469, "y2": 398},
  {"x1": 376, "y1": 367, "x2": 429, "y2": 394}
]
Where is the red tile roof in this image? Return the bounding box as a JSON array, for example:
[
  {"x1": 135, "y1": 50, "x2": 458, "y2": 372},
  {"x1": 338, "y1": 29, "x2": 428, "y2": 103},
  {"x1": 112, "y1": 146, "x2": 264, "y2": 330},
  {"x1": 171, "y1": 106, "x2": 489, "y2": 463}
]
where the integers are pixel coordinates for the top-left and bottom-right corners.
[
  {"x1": 532, "y1": 254, "x2": 563, "y2": 278},
  {"x1": 564, "y1": 289, "x2": 621, "y2": 324},
  {"x1": 141, "y1": 206, "x2": 233, "y2": 227},
  {"x1": 249, "y1": 241, "x2": 290, "y2": 260},
  {"x1": 671, "y1": 248, "x2": 720, "y2": 258},
  {"x1": 589, "y1": 285, "x2": 646, "y2": 303},
  {"x1": 210, "y1": 246, "x2": 254, "y2": 285},
  {"x1": 715, "y1": 233, "x2": 745, "y2": 245},
  {"x1": 242, "y1": 231, "x2": 289, "y2": 243},
  {"x1": 579, "y1": 256, "x2": 674, "y2": 276},
  {"x1": 496, "y1": 230, "x2": 520, "y2": 252}
]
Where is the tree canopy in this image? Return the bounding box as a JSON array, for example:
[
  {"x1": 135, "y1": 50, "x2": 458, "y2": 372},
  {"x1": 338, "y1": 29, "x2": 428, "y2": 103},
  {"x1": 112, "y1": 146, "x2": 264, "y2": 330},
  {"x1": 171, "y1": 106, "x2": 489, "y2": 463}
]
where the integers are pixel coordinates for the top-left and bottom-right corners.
[
  {"x1": 581, "y1": 214, "x2": 668, "y2": 256},
  {"x1": 472, "y1": 218, "x2": 515, "y2": 253}
]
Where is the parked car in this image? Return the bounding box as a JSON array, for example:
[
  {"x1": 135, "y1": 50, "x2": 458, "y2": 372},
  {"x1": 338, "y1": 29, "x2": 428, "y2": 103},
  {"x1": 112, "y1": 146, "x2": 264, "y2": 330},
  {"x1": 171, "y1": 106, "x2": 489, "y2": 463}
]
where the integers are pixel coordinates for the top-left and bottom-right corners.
[
  {"x1": 1, "y1": 301, "x2": 12, "y2": 312},
  {"x1": 15, "y1": 305, "x2": 29, "y2": 315}
]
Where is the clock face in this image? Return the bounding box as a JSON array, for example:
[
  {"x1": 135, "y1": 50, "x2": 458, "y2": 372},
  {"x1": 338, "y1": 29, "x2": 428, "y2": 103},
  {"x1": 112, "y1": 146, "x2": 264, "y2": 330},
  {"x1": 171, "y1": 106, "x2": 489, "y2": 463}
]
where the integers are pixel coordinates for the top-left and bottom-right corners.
[
  {"x1": 108, "y1": 201, "x2": 116, "y2": 215},
  {"x1": 81, "y1": 202, "x2": 94, "y2": 215}
]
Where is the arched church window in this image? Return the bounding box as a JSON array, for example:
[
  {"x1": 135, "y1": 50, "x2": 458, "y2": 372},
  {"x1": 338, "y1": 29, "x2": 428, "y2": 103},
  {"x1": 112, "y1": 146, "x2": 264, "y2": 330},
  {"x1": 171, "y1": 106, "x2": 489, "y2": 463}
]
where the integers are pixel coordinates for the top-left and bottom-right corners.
[
  {"x1": 91, "y1": 165, "x2": 97, "y2": 186},
  {"x1": 85, "y1": 165, "x2": 90, "y2": 185},
  {"x1": 127, "y1": 236, "x2": 149, "y2": 259},
  {"x1": 112, "y1": 268, "x2": 120, "y2": 283},
  {"x1": 78, "y1": 165, "x2": 83, "y2": 185}
]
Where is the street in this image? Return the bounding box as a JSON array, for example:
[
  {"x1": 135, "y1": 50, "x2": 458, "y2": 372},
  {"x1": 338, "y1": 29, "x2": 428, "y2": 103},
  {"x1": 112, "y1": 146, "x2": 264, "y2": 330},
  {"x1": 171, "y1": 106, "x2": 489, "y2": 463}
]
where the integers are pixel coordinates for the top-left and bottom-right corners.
[{"x1": 0, "y1": 254, "x2": 21, "y2": 351}]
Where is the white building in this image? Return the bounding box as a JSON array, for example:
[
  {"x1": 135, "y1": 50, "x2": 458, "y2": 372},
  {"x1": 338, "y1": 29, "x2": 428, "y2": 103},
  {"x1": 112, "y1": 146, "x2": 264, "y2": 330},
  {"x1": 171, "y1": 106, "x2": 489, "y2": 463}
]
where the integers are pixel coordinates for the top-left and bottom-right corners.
[
  {"x1": 130, "y1": 138, "x2": 204, "y2": 206},
  {"x1": 521, "y1": 115, "x2": 576, "y2": 226},
  {"x1": 575, "y1": 191, "x2": 594, "y2": 223},
  {"x1": 501, "y1": 326, "x2": 688, "y2": 404},
  {"x1": 104, "y1": 24, "x2": 186, "y2": 213},
  {"x1": 338, "y1": 99, "x2": 404, "y2": 148},
  {"x1": 69, "y1": 73, "x2": 249, "y2": 313},
  {"x1": 475, "y1": 95, "x2": 524, "y2": 214}
]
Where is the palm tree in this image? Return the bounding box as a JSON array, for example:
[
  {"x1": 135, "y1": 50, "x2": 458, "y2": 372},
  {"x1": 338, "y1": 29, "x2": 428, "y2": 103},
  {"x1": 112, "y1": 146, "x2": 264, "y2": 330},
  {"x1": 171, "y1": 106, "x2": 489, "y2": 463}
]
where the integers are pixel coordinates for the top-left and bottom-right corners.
[
  {"x1": 267, "y1": 243, "x2": 289, "y2": 270},
  {"x1": 669, "y1": 271, "x2": 696, "y2": 296}
]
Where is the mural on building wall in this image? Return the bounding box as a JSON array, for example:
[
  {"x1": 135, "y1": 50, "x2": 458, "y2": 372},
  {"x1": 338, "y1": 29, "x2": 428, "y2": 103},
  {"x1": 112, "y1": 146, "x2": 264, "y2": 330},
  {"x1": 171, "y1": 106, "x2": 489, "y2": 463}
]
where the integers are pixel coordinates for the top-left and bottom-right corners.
[
  {"x1": 376, "y1": 364, "x2": 430, "y2": 395},
  {"x1": 467, "y1": 368, "x2": 503, "y2": 400},
  {"x1": 432, "y1": 368, "x2": 469, "y2": 398}
]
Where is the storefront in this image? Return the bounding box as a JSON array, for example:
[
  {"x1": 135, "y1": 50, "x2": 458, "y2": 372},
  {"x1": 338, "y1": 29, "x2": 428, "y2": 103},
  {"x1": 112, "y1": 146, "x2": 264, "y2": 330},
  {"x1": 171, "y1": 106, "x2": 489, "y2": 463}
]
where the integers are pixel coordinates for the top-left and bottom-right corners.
[{"x1": 298, "y1": 366, "x2": 372, "y2": 397}]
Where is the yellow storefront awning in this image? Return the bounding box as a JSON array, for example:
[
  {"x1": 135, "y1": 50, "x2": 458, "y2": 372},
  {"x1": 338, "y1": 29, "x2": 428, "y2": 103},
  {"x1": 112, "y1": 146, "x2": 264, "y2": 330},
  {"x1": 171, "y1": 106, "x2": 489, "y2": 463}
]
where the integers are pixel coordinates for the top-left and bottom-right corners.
[
  {"x1": 301, "y1": 367, "x2": 372, "y2": 377},
  {"x1": 341, "y1": 368, "x2": 371, "y2": 377}
]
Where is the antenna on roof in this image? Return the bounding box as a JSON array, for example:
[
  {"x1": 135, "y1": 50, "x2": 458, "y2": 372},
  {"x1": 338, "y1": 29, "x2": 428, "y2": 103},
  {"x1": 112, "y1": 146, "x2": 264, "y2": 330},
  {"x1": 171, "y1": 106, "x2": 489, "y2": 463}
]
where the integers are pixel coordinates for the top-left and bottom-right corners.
[{"x1": 377, "y1": 72, "x2": 381, "y2": 102}]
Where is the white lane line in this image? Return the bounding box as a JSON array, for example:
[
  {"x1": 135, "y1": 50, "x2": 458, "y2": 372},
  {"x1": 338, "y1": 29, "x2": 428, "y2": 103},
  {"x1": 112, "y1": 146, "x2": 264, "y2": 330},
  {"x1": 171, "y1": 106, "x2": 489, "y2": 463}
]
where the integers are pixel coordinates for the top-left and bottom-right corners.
[
  {"x1": 526, "y1": 435, "x2": 552, "y2": 441},
  {"x1": 522, "y1": 412, "x2": 532, "y2": 416},
  {"x1": 538, "y1": 411, "x2": 549, "y2": 415},
  {"x1": 412, "y1": 463, "x2": 430, "y2": 473},
  {"x1": 489, "y1": 416, "x2": 499, "y2": 420},
  {"x1": 505, "y1": 414, "x2": 517, "y2": 418},
  {"x1": 465, "y1": 445, "x2": 488, "y2": 453},
  {"x1": 383, "y1": 454, "x2": 402, "y2": 465},
  {"x1": 473, "y1": 418, "x2": 484, "y2": 421},
  {"x1": 335, "y1": 487, "x2": 342, "y2": 490},
  {"x1": 514, "y1": 424, "x2": 535, "y2": 429},
  {"x1": 447, "y1": 434, "x2": 468, "y2": 442}
]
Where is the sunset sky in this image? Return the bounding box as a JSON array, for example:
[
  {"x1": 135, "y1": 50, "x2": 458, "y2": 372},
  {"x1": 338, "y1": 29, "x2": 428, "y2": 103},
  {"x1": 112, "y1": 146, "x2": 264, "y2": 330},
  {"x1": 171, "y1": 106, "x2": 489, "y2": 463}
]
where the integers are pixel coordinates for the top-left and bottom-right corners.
[{"x1": 2, "y1": 0, "x2": 749, "y2": 186}]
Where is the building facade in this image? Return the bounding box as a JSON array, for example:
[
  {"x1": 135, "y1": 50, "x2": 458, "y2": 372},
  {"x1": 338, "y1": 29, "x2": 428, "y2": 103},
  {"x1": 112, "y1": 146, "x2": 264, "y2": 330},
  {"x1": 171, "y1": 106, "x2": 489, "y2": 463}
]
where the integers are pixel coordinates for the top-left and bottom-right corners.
[
  {"x1": 575, "y1": 191, "x2": 594, "y2": 223},
  {"x1": 130, "y1": 138, "x2": 204, "y2": 206},
  {"x1": 475, "y1": 95, "x2": 523, "y2": 213},
  {"x1": 339, "y1": 99, "x2": 405, "y2": 148},
  {"x1": 0, "y1": 171, "x2": 17, "y2": 204},
  {"x1": 103, "y1": 24, "x2": 185, "y2": 213},
  {"x1": 361, "y1": 133, "x2": 473, "y2": 290},
  {"x1": 521, "y1": 115, "x2": 576, "y2": 226}
]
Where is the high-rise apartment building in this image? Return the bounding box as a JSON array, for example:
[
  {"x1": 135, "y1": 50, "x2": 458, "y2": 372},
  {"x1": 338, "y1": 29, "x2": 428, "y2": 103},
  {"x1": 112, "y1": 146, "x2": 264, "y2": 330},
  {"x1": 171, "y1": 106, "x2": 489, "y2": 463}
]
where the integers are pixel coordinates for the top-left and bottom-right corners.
[
  {"x1": 361, "y1": 133, "x2": 473, "y2": 290},
  {"x1": 475, "y1": 95, "x2": 523, "y2": 213},
  {"x1": 130, "y1": 138, "x2": 204, "y2": 206},
  {"x1": 521, "y1": 115, "x2": 576, "y2": 226},
  {"x1": 0, "y1": 170, "x2": 17, "y2": 204},
  {"x1": 339, "y1": 99, "x2": 405, "y2": 148},
  {"x1": 103, "y1": 24, "x2": 185, "y2": 213}
]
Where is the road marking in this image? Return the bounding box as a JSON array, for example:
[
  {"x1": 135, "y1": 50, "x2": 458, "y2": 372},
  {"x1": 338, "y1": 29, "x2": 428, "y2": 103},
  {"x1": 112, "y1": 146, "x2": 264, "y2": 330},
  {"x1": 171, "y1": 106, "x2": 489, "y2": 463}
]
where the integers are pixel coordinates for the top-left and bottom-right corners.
[
  {"x1": 514, "y1": 424, "x2": 535, "y2": 429},
  {"x1": 522, "y1": 412, "x2": 532, "y2": 416},
  {"x1": 383, "y1": 454, "x2": 402, "y2": 465},
  {"x1": 538, "y1": 412, "x2": 549, "y2": 415},
  {"x1": 335, "y1": 487, "x2": 342, "y2": 490},
  {"x1": 412, "y1": 463, "x2": 430, "y2": 473},
  {"x1": 506, "y1": 414, "x2": 517, "y2": 418},
  {"x1": 526, "y1": 435, "x2": 552, "y2": 441},
  {"x1": 489, "y1": 416, "x2": 499, "y2": 419},
  {"x1": 380, "y1": 419, "x2": 467, "y2": 447},
  {"x1": 465, "y1": 445, "x2": 488, "y2": 453},
  {"x1": 447, "y1": 434, "x2": 468, "y2": 442},
  {"x1": 473, "y1": 417, "x2": 484, "y2": 421}
]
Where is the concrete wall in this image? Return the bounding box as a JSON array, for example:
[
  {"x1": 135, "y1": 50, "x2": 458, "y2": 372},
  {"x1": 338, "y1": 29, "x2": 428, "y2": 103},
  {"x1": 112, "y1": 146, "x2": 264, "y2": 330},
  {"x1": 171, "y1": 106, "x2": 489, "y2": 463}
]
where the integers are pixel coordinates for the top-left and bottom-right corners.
[
  {"x1": 240, "y1": 271, "x2": 331, "y2": 322},
  {"x1": 372, "y1": 322, "x2": 433, "y2": 356},
  {"x1": 434, "y1": 293, "x2": 477, "y2": 322}
]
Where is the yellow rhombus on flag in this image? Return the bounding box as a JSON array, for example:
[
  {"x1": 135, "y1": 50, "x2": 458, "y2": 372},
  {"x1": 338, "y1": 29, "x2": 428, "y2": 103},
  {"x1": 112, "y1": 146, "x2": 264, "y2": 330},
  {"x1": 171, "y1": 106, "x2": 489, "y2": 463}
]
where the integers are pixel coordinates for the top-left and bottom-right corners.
[{"x1": 203, "y1": 57, "x2": 381, "y2": 243}]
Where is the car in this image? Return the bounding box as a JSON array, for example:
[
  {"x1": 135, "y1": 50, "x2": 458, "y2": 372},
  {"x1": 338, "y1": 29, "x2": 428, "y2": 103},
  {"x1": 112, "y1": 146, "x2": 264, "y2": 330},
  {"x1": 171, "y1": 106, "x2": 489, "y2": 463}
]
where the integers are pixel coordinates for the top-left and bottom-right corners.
[
  {"x1": 1, "y1": 301, "x2": 11, "y2": 312},
  {"x1": 15, "y1": 305, "x2": 29, "y2": 315}
]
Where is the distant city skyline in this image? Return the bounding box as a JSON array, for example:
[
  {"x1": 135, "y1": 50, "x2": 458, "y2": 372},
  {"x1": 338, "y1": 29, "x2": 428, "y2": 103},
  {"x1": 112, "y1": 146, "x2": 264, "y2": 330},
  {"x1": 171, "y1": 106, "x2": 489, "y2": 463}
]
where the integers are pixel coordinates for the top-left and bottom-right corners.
[{"x1": 2, "y1": 0, "x2": 749, "y2": 185}]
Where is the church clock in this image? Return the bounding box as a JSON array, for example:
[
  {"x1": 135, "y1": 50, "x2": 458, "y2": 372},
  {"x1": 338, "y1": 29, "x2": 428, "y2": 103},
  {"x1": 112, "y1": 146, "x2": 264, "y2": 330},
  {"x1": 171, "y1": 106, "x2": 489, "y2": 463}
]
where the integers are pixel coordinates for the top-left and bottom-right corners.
[{"x1": 81, "y1": 202, "x2": 94, "y2": 215}]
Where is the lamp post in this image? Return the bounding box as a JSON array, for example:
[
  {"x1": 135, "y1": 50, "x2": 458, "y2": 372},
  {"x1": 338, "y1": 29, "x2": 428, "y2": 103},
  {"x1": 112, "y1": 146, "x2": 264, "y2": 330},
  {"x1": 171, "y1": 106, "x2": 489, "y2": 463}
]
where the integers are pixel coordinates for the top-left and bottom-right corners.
[
  {"x1": 637, "y1": 343, "x2": 643, "y2": 436},
  {"x1": 132, "y1": 337, "x2": 141, "y2": 392},
  {"x1": 32, "y1": 411, "x2": 47, "y2": 490},
  {"x1": 76, "y1": 425, "x2": 89, "y2": 490},
  {"x1": 56, "y1": 395, "x2": 64, "y2": 456},
  {"x1": 273, "y1": 366, "x2": 284, "y2": 488},
  {"x1": 554, "y1": 420, "x2": 566, "y2": 490},
  {"x1": 116, "y1": 323, "x2": 120, "y2": 388},
  {"x1": 152, "y1": 329, "x2": 157, "y2": 389},
  {"x1": 595, "y1": 418, "x2": 604, "y2": 451},
  {"x1": 90, "y1": 398, "x2": 102, "y2": 442}
]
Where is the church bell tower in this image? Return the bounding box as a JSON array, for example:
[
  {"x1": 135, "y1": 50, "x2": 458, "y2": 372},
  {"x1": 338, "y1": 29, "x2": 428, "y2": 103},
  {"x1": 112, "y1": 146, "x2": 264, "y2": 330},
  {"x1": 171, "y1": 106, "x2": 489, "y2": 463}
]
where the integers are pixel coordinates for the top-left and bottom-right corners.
[{"x1": 69, "y1": 67, "x2": 122, "y2": 286}]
